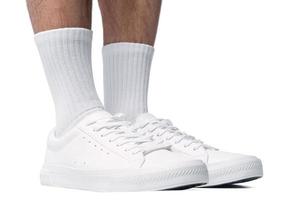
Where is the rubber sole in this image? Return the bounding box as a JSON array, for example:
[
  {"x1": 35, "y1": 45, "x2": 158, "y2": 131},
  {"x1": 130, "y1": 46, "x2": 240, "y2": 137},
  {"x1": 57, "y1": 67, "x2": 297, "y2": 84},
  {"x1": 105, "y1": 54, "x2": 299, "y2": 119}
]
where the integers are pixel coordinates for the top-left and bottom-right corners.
[
  {"x1": 40, "y1": 163, "x2": 208, "y2": 192},
  {"x1": 201, "y1": 158, "x2": 263, "y2": 187}
]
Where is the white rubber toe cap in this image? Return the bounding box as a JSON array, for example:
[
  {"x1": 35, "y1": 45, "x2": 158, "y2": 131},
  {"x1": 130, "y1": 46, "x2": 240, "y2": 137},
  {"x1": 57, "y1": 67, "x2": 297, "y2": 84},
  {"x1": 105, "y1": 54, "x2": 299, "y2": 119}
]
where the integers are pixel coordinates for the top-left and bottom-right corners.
[
  {"x1": 141, "y1": 149, "x2": 209, "y2": 186},
  {"x1": 207, "y1": 150, "x2": 259, "y2": 166},
  {"x1": 204, "y1": 150, "x2": 263, "y2": 186}
]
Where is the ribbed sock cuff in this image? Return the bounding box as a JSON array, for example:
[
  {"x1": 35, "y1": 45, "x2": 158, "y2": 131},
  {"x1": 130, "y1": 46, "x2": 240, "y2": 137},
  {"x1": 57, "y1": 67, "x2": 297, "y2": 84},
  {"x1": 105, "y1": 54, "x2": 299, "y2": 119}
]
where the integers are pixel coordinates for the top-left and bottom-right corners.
[{"x1": 35, "y1": 27, "x2": 93, "y2": 45}]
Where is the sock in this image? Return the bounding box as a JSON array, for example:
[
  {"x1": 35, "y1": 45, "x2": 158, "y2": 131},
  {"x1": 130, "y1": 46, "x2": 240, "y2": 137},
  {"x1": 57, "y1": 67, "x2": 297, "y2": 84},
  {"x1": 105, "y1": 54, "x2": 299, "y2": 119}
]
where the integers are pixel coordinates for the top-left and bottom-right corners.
[
  {"x1": 35, "y1": 28, "x2": 103, "y2": 135},
  {"x1": 103, "y1": 42, "x2": 154, "y2": 120}
]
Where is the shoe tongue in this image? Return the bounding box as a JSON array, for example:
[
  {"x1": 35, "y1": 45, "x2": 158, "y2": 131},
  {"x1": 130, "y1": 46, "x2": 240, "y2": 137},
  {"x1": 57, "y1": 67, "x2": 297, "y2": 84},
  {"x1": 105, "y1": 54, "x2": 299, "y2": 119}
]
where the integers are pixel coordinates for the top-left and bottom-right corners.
[{"x1": 135, "y1": 113, "x2": 157, "y2": 125}]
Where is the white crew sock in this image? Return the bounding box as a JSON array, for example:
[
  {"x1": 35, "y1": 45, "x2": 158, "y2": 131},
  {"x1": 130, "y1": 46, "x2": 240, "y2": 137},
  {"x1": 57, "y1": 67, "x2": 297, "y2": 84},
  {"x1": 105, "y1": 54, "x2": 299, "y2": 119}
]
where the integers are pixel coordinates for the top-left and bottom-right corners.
[
  {"x1": 35, "y1": 28, "x2": 103, "y2": 135},
  {"x1": 103, "y1": 42, "x2": 154, "y2": 119}
]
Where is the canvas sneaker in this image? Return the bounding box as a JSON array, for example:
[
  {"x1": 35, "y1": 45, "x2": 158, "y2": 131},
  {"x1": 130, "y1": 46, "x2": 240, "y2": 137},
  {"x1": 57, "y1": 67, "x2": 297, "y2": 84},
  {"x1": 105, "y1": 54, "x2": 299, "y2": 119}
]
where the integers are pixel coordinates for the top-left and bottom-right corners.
[
  {"x1": 131, "y1": 113, "x2": 263, "y2": 187},
  {"x1": 40, "y1": 110, "x2": 208, "y2": 192}
]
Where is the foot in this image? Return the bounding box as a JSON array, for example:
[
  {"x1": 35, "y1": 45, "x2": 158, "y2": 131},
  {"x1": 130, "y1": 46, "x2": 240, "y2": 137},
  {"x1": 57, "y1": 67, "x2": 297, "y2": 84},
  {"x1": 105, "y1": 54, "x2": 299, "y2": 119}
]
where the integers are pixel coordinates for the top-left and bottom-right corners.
[
  {"x1": 132, "y1": 113, "x2": 263, "y2": 187},
  {"x1": 40, "y1": 110, "x2": 208, "y2": 192}
]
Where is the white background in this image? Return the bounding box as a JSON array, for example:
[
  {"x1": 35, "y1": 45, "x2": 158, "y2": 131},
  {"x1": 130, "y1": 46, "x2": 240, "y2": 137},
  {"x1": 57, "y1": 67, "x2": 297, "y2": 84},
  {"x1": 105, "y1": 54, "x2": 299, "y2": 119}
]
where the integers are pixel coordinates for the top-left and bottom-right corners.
[{"x1": 0, "y1": 0, "x2": 299, "y2": 199}]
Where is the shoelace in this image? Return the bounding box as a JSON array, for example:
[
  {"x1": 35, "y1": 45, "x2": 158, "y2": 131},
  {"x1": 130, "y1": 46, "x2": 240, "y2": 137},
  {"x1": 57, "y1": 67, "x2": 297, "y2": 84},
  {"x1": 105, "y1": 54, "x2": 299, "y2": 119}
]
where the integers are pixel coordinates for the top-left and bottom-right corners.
[
  {"x1": 85, "y1": 115, "x2": 169, "y2": 155},
  {"x1": 133, "y1": 118, "x2": 217, "y2": 151}
]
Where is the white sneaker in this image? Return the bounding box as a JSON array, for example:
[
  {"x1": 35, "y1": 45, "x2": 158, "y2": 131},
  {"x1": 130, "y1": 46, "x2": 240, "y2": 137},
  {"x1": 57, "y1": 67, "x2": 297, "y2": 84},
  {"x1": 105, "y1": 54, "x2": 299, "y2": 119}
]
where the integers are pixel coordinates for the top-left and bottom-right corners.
[
  {"x1": 40, "y1": 110, "x2": 208, "y2": 192},
  {"x1": 132, "y1": 113, "x2": 263, "y2": 187}
]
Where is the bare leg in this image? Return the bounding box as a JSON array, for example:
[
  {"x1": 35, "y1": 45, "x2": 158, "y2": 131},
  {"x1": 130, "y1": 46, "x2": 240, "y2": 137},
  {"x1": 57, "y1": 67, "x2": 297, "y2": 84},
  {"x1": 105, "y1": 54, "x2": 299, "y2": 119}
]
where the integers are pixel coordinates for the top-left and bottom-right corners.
[
  {"x1": 98, "y1": 0, "x2": 162, "y2": 45},
  {"x1": 27, "y1": 0, "x2": 92, "y2": 33}
]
